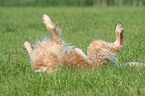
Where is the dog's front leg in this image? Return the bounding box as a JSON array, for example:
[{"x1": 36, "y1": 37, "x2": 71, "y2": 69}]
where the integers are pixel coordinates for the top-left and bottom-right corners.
[
  {"x1": 23, "y1": 41, "x2": 33, "y2": 57},
  {"x1": 43, "y1": 14, "x2": 62, "y2": 43}
]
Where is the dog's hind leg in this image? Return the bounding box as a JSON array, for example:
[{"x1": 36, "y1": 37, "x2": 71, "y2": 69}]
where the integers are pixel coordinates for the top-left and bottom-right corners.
[
  {"x1": 43, "y1": 14, "x2": 62, "y2": 43},
  {"x1": 87, "y1": 23, "x2": 124, "y2": 66},
  {"x1": 114, "y1": 23, "x2": 124, "y2": 46},
  {"x1": 111, "y1": 23, "x2": 124, "y2": 52},
  {"x1": 101, "y1": 23, "x2": 124, "y2": 53},
  {"x1": 75, "y1": 48, "x2": 87, "y2": 59}
]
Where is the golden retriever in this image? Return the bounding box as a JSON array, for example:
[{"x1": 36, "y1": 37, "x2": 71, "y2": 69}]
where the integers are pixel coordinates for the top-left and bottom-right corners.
[{"x1": 23, "y1": 14, "x2": 134, "y2": 73}]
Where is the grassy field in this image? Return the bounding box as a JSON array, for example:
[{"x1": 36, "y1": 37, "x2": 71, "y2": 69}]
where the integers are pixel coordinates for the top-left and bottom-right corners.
[{"x1": 0, "y1": 7, "x2": 145, "y2": 95}]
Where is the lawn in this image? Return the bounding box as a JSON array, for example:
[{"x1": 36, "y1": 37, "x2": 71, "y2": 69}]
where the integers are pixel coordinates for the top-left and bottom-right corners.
[{"x1": 0, "y1": 7, "x2": 145, "y2": 95}]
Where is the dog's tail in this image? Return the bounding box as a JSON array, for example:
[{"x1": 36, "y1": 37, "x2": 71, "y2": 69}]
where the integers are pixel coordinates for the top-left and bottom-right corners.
[
  {"x1": 43, "y1": 14, "x2": 62, "y2": 43},
  {"x1": 121, "y1": 62, "x2": 145, "y2": 66}
]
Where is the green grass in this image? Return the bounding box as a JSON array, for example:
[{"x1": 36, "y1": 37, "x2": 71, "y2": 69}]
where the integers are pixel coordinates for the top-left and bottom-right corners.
[{"x1": 0, "y1": 7, "x2": 145, "y2": 95}]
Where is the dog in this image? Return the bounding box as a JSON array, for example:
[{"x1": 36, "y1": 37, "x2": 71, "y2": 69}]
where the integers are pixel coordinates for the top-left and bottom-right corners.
[{"x1": 23, "y1": 14, "x2": 137, "y2": 73}]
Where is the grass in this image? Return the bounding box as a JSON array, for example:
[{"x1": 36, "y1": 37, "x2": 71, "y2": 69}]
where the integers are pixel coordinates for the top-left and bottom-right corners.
[{"x1": 0, "y1": 6, "x2": 145, "y2": 95}]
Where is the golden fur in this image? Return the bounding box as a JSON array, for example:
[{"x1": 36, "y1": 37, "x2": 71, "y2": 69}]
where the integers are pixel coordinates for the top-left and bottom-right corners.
[{"x1": 23, "y1": 14, "x2": 125, "y2": 73}]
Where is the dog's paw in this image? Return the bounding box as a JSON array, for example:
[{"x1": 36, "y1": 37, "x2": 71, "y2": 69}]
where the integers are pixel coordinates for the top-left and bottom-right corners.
[
  {"x1": 23, "y1": 41, "x2": 31, "y2": 49},
  {"x1": 115, "y1": 23, "x2": 124, "y2": 33},
  {"x1": 43, "y1": 14, "x2": 52, "y2": 23},
  {"x1": 43, "y1": 14, "x2": 55, "y2": 30}
]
